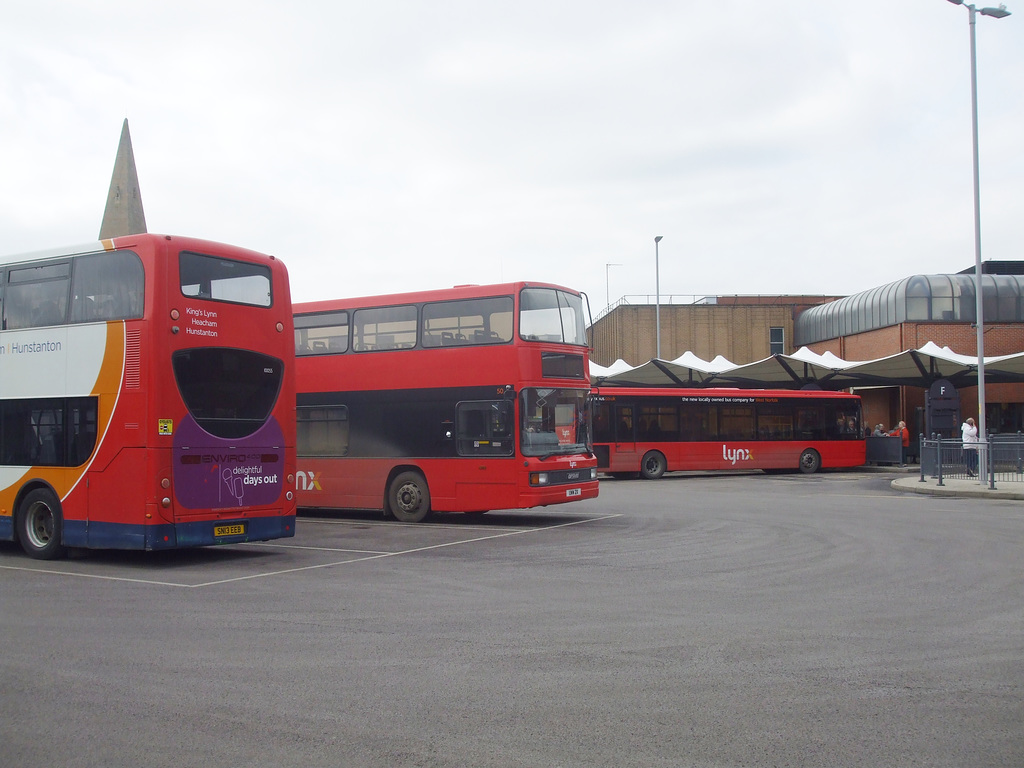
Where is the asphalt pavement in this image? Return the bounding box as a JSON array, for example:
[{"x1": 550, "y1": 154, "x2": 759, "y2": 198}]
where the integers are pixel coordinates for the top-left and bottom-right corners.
[{"x1": 3, "y1": 470, "x2": 1021, "y2": 768}]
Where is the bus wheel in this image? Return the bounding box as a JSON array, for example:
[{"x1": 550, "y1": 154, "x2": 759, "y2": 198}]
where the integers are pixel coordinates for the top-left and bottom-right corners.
[
  {"x1": 16, "y1": 488, "x2": 66, "y2": 560},
  {"x1": 640, "y1": 451, "x2": 666, "y2": 480},
  {"x1": 798, "y1": 449, "x2": 821, "y2": 474},
  {"x1": 388, "y1": 471, "x2": 431, "y2": 523}
]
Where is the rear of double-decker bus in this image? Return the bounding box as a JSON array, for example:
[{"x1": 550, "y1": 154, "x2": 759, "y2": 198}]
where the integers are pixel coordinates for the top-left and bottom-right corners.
[
  {"x1": 146, "y1": 235, "x2": 296, "y2": 550},
  {"x1": 514, "y1": 284, "x2": 599, "y2": 508},
  {"x1": 0, "y1": 234, "x2": 295, "y2": 559}
]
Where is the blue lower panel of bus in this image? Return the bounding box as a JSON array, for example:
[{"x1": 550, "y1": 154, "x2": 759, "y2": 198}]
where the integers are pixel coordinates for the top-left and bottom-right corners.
[{"x1": 62, "y1": 515, "x2": 296, "y2": 551}]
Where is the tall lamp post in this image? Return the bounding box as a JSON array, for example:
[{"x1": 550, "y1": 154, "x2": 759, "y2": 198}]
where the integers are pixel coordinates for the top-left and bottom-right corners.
[
  {"x1": 605, "y1": 262, "x2": 622, "y2": 312},
  {"x1": 947, "y1": 0, "x2": 1010, "y2": 467},
  {"x1": 654, "y1": 236, "x2": 663, "y2": 359}
]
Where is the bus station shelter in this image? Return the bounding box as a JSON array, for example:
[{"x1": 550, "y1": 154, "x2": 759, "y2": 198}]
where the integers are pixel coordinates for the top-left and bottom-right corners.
[{"x1": 591, "y1": 343, "x2": 1024, "y2": 391}]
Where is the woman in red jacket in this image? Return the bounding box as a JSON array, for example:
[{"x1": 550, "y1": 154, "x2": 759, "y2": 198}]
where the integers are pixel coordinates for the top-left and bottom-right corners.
[{"x1": 890, "y1": 420, "x2": 910, "y2": 466}]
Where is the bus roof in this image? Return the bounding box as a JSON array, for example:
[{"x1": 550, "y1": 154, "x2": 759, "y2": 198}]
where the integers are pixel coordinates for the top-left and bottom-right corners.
[
  {"x1": 0, "y1": 240, "x2": 115, "y2": 266},
  {"x1": 593, "y1": 386, "x2": 861, "y2": 400},
  {"x1": 0, "y1": 233, "x2": 280, "y2": 268},
  {"x1": 294, "y1": 281, "x2": 580, "y2": 314}
]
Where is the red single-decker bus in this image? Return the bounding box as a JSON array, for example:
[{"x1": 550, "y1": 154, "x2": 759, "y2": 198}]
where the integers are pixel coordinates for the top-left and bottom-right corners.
[{"x1": 593, "y1": 386, "x2": 865, "y2": 477}]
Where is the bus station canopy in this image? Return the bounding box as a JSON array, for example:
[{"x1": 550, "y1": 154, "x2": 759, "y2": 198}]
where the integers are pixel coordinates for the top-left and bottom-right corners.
[{"x1": 591, "y1": 342, "x2": 1024, "y2": 390}]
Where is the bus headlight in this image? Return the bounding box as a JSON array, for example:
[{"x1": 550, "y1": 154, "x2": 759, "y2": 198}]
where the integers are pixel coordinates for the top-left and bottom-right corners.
[
  {"x1": 529, "y1": 472, "x2": 549, "y2": 487},
  {"x1": 589, "y1": 468, "x2": 598, "y2": 480}
]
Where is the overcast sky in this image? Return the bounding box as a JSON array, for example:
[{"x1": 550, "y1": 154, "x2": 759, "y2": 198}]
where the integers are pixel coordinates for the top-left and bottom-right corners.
[{"x1": 2, "y1": 1, "x2": 1021, "y2": 315}]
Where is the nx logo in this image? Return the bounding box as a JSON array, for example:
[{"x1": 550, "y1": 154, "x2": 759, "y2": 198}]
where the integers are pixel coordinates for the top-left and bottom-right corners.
[
  {"x1": 722, "y1": 445, "x2": 753, "y2": 465},
  {"x1": 296, "y1": 470, "x2": 322, "y2": 491}
]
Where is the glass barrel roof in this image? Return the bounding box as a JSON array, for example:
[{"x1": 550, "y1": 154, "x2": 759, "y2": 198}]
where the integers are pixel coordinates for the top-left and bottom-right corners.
[{"x1": 794, "y1": 274, "x2": 1024, "y2": 346}]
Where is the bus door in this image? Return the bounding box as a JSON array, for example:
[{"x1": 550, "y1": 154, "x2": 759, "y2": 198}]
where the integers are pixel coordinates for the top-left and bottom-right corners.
[{"x1": 613, "y1": 405, "x2": 637, "y2": 466}]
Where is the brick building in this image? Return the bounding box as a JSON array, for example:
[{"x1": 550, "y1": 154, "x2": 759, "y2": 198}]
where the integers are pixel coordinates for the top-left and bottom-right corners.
[
  {"x1": 589, "y1": 266, "x2": 1024, "y2": 436},
  {"x1": 796, "y1": 268, "x2": 1024, "y2": 436},
  {"x1": 590, "y1": 295, "x2": 840, "y2": 369}
]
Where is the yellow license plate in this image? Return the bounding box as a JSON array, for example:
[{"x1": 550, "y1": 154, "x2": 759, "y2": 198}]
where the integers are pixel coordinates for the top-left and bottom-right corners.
[{"x1": 214, "y1": 523, "x2": 246, "y2": 537}]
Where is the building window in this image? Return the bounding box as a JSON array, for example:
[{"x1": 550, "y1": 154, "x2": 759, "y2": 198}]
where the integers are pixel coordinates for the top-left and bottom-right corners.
[{"x1": 769, "y1": 327, "x2": 785, "y2": 356}]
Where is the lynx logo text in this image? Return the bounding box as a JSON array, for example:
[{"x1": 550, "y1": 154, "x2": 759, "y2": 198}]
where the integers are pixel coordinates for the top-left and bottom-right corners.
[
  {"x1": 295, "y1": 470, "x2": 322, "y2": 491},
  {"x1": 723, "y1": 446, "x2": 753, "y2": 465}
]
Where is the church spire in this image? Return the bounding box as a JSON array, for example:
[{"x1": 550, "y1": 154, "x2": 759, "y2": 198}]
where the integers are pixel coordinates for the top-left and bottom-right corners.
[{"x1": 98, "y1": 119, "x2": 147, "y2": 239}]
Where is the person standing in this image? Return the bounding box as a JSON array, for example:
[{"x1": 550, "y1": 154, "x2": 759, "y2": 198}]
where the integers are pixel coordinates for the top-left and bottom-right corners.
[
  {"x1": 961, "y1": 417, "x2": 979, "y2": 477},
  {"x1": 890, "y1": 421, "x2": 910, "y2": 467}
]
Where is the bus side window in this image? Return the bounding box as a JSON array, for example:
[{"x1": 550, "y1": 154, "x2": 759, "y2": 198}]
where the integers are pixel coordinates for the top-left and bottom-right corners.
[
  {"x1": 796, "y1": 408, "x2": 823, "y2": 440},
  {"x1": 67, "y1": 398, "x2": 99, "y2": 466},
  {"x1": 70, "y1": 250, "x2": 144, "y2": 323},
  {"x1": 353, "y1": 305, "x2": 417, "y2": 352},
  {"x1": 456, "y1": 401, "x2": 513, "y2": 456},
  {"x1": 0, "y1": 397, "x2": 94, "y2": 467},
  {"x1": 36, "y1": 408, "x2": 64, "y2": 466},
  {"x1": 5, "y1": 263, "x2": 70, "y2": 329},
  {"x1": 2, "y1": 404, "x2": 38, "y2": 464},
  {"x1": 297, "y1": 406, "x2": 349, "y2": 457},
  {"x1": 423, "y1": 296, "x2": 514, "y2": 348},
  {"x1": 593, "y1": 403, "x2": 613, "y2": 443},
  {"x1": 680, "y1": 404, "x2": 717, "y2": 441},
  {"x1": 295, "y1": 312, "x2": 349, "y2": 356}
]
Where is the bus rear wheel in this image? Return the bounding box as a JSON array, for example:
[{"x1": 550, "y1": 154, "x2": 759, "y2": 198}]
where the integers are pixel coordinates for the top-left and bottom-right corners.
[
  {"x1": 799, "y1": 449, "x2": 822, "y2": 474},
  {"x1": 640, "y1": 451, "x2": 666, "y2": 480},
  {"x1": 387, "y1": 471, "x2": 431, "y2": 523},
  {"x1": 16, "y1": 488, "x2": 66, "y2": 560}
]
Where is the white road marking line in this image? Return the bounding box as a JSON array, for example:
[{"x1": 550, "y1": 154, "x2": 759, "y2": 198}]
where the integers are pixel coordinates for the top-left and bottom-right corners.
[
  {"x1": 193, "y1": 514, "x2": 621, "y2": 587},
  {"x1": 0, "y1": 563, "x2": 192, "y2": 588},
  {"x1": 0, "y1": 514, "x2": 622, "y2": 589}
]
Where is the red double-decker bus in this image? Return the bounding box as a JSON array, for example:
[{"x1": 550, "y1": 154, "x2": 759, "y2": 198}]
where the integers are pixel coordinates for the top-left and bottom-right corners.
[
  {"x1": 0, "y1": 234, "x2": 296, "y2": 559},
  {"x1": 593, "y1": 387, "x2": 865, "y2": 477},
  {"x1": 293, "y1": 282, "x2": 599, "y2": 522}
]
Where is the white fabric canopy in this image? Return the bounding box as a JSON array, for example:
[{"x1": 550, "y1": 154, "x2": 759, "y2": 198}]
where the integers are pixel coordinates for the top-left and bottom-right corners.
[{"x1": 591, "y1": 344, "x2": 1024, "y2": 390}]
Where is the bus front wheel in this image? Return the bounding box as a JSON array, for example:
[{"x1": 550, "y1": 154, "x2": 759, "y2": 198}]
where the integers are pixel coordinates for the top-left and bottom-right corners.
[
  {"x1": 640, "y1": 451, "x2": 666, "y2": 480},
  {"x1": 16, "y1": 488, "x2": 66, "y2": 560},
  {"x1": 798, "y1": 449, "x2": 822, "y2": 474},
  {"x1": 388, "y1": 471, "x2": 432, "y2": 523}
]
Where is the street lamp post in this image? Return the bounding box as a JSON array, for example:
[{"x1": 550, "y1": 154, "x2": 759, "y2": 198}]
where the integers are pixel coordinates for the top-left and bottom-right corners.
[
  {"x1": 947, "y1": 0, "x2": 1010, "y2": 475},
  {"x1": 605, "y1": 262, "x2": 622, "y2": 311},
  {"x1": 654, "y1": 236, "x2": 663, "y2": 359}
]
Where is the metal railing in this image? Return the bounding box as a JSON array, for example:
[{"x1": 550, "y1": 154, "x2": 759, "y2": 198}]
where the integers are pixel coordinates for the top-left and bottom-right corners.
[
  {"x1": 919, "y1": 433, "x2": 1024, "y2": 489},
  {"x1": 592, "y1": 294, "x2": 719, "y2": 324}
]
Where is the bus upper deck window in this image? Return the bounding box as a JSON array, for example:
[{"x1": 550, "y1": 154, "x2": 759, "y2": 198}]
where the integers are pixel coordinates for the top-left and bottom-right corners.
[{"x1": 179, "y1": 252, "x2": 272, "y2": 307}]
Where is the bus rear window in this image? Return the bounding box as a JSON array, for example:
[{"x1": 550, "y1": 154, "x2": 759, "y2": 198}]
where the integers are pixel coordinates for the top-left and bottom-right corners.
[
  {"x1": 172, "y1": 348, "x2": 283, "y2": 438},
  {"x1": 179, "y1": 252, "x2": 272, "y2": 307}
]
